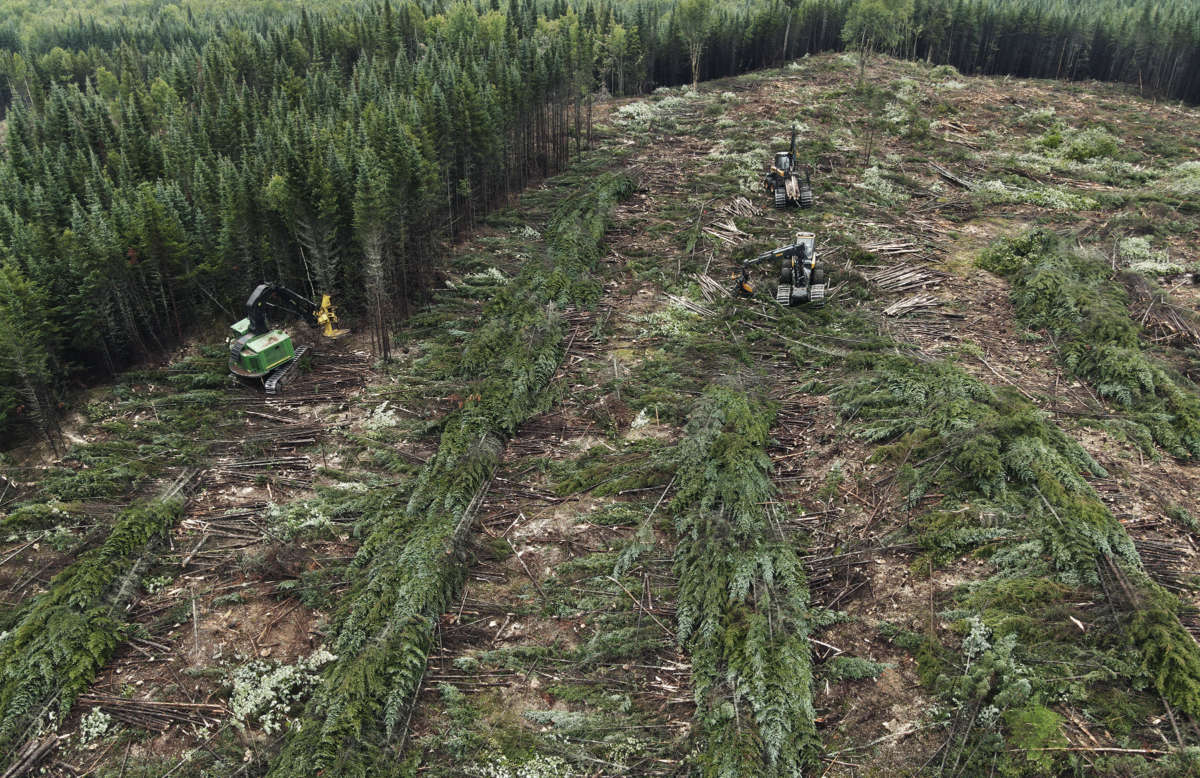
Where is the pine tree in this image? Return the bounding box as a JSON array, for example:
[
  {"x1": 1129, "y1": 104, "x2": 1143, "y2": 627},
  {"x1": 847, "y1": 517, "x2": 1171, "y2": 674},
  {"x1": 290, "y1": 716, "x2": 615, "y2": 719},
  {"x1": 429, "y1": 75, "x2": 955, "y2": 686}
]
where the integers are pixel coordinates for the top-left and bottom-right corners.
[{"x1": 0, "y1": 262, "x2": 61, "y2": 450}]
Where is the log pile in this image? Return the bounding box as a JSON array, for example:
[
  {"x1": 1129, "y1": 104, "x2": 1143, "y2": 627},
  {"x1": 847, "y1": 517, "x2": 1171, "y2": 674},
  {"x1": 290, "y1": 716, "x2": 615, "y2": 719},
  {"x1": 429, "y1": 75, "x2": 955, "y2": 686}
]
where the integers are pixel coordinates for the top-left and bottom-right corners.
[
  {"x1": 1123, "y1": 273, "x2": 1200, "y2": 349},
  {"x1": 721, "y1": 196, "x2": 760, "y2": 218},
  {"x1": 76, "y1": 694, "x2": 225, "y2": 732},
  {"x1": 0, "y1": 736, "x2": 59, "y2": 778},
  {"x1": 703, "y1": 220, "x2": 751, "y2": 246},
  {"x1": 883, "y1": 294, "x2": 943, "y2": 316},
  {"x1": 862, "y1": 264, "x2": 948, "y2": 292},
  {"x1": 693, "y1": 273, "x2": 733, "y2": 301}
]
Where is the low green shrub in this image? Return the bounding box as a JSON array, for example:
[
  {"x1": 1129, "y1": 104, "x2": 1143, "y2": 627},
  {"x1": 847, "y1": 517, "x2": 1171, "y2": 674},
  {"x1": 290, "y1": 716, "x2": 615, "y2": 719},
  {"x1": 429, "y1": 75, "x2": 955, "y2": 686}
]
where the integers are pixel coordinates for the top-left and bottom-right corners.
[{"x1": 822, "y1": 656, "x2": 891, "y2": 682}]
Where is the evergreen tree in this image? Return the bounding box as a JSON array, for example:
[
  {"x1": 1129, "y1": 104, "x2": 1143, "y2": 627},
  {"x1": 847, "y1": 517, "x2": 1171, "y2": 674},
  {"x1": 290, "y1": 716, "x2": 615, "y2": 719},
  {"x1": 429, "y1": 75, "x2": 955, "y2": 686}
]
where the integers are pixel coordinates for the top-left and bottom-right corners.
[{"x1": 0, "y1": 262, "x2": 60, "y2": 450}]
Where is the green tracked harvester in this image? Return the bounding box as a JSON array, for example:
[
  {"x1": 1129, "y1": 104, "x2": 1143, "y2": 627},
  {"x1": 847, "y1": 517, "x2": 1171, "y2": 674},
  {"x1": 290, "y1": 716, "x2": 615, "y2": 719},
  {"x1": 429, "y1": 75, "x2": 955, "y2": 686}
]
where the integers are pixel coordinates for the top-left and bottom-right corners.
[
  {"x1": 735, "y1": 231, "x2": 826, "y2": 306},
  {"x1": 763, "y1": 125, "x2": 814, "y2": 209},
  {"x1": 228, "y1": 283, "x2": 347, "y2": 393}
]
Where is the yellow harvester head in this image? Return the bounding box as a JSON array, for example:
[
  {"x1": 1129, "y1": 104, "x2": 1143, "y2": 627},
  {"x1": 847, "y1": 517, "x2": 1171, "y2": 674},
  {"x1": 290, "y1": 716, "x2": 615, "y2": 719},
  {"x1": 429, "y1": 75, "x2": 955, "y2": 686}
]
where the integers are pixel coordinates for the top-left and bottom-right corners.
[{"x1": 316, "y1": 294, "x2": 349, "y2": 338}]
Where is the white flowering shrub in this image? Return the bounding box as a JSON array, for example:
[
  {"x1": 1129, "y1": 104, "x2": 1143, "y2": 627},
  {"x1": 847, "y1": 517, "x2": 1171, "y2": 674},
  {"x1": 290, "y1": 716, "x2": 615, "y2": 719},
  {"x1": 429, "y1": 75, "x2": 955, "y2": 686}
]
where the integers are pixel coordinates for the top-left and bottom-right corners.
[
  {"x1": 517, "y1": 225, "x2": 541, "y2": 240},
  {"x1": 1018, "y1": 106, "x2": 1056, "y2": 126},
  {"x1": 452, "y1": 654, "x2": 481, "y2": 673},
  {"x1": 630, "y1": 408, "x2": 652, "y2": 429},
  {"x1": 974, "y1": 179, "x2": 1098, "y2": 210},
  {"x1": 1006, "y1": 148, "x2": 1148, "y2": 185},
  {"x1": 46, "y1": 523, "x2": 76, "y2": 552},
  {"x1": 635, "y1": 303, "x2": 701, "y2": 338},
  {"x1": 463, "y1": 267, "x2": 510, "y2": 286},
  {"x1": 860, "y1": 166, "x2": 909, "y2": 206},
  {"x1": 614, "y1": 90, "x2": 700, "y2": 131},
  {"x1": 1120, "y1": 236, "x2": 1184, "y2": 274},
  {"x1": 707, "y1": 137, "x2": 756, "y2": 157},
  {"x1": 230, "y1": 647, "x2": 336, "y2": 734},
  {"x1": 1075, "y1": 157, "x2": 1150, "y2": 184},
  {"x1": 613, "y1": 101, "x2": 655, "y2": 129},
  {"x1": 830, "y1": 128, "x2": 857, "y2": 152},
  {"x1": 1159, "y1": 161, "x2": 1200, "y2": 197},
  {"x1": 141, "y1": 574, "x2": 173, "y2": 595},
  {"x1": 79, "y1": 707, "x2": 112, "y2": 744},
  {"x1": 768, "y1": 122, "x2": 812, "y2": 147},
  {"x1": 363, "y1": 401, "x2": 401, "y2": 432},
  {"x1": 883, "y1": 78, "x2": 920, "y2": 126},
  {"x1": 883, "y1": 100, "x2": 909, "y2": 125},
  {"x1": 1007, "y1": 152, "x2": 1053, "y2": 176},
  {"x1": 466, "y1": 751, "x2": 570, "y2": 778},
  {"x1": 962, "y1": 615, "x2": 991, "y2": 664},
  {"x1": 709, "y1": 148, "x2": 767, "y2": 195},
  {"x1": 977, "y1": 703, "x2": 1001, "y2": 729},
  {"x1": 656, "y1": 94, "x2": 691, "y2": 114},
  {"x1": 265, "y1": 500, "x2": 335, "y2": 541}
]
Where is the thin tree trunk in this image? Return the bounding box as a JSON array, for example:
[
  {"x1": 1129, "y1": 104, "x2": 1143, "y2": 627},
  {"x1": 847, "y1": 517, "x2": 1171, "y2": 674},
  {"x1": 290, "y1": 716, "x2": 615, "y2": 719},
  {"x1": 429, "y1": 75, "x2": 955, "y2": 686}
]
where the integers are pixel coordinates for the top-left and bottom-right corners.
[{"x1": 781, "y1": 13, "x2": 792, "y2": 66}]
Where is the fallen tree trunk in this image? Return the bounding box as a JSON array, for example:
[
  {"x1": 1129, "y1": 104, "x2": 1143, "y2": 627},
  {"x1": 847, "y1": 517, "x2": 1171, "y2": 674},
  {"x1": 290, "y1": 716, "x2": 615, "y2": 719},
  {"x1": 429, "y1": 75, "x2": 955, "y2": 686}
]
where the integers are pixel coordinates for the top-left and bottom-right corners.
[
  {"x1": 269, "y1": 172, "x2": 634, "y2": 777},
  {"x1": 0, "y1": 471, "x2": 196, "y2": 765},
  {"x1": 671, "y1": 386, "x2": 819, "y2": 775}
]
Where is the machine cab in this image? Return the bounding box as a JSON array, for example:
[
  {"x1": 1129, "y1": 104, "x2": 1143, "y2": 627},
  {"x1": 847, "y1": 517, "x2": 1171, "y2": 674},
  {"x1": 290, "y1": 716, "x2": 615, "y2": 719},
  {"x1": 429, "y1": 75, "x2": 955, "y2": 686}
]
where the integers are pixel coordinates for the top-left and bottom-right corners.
[
  {"x1": 774, "y1": 152, "x2": 792, "y2": 172},
  {"x1": 795, "y1": 232, "x2": 816, "y2": 271}
]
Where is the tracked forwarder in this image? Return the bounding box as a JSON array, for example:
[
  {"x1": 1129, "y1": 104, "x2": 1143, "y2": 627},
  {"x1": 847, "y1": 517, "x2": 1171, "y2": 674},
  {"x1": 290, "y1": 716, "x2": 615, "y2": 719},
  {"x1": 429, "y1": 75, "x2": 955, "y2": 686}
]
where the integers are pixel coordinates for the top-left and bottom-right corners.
[
  {"x1": 736, "y1": 232, "x2": 826, "y2": 306},
  {"x1": 228, "y1": 283, "x2": 347, "y2": 393}
]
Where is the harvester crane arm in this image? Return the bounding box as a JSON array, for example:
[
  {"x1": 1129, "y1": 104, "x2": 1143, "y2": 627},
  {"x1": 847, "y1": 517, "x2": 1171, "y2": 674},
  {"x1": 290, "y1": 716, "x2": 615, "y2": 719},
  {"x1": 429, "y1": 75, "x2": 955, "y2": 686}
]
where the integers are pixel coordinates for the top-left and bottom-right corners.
[
  {"x1": 228, "y1": 282, "x2": 347, "y2": 390},
  {"x1": 244, "y1": 283, "x2": 320, "y2": 334},
  {"x1": 734, "y1": 232, "x2": 823, "y2": 305},
  {"x1": 737, "y1": 239, "x2": 812, "y2": 291}
]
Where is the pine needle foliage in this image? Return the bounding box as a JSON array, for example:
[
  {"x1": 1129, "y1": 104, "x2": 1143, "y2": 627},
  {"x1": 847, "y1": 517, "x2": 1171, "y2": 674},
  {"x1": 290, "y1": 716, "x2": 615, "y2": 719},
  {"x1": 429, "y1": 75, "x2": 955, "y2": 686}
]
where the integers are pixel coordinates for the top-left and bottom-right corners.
[
  {"x1": 0, "y1": 497, "x2": 183, "y2": 762},
  {"x1": 268, "y1": 173, "x2": 632, "y2": 777},
  {"x1": 672, "y1": 386, "x2": 819, "y2": 777},
  {"x1": 833, "y1": 351, "x2": 1200, "y2": 726},
  {"x1": 979, "y1": 229, "x2": 1200, "y2": 457}
]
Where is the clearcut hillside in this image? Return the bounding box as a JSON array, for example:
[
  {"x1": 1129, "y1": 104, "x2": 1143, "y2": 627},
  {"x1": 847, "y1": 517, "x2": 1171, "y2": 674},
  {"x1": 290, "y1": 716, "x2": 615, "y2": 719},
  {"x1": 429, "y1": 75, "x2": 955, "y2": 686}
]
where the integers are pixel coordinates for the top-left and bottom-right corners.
[{"x1": 4, "y1": 53, "x2": 1200, "y2": 777}]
